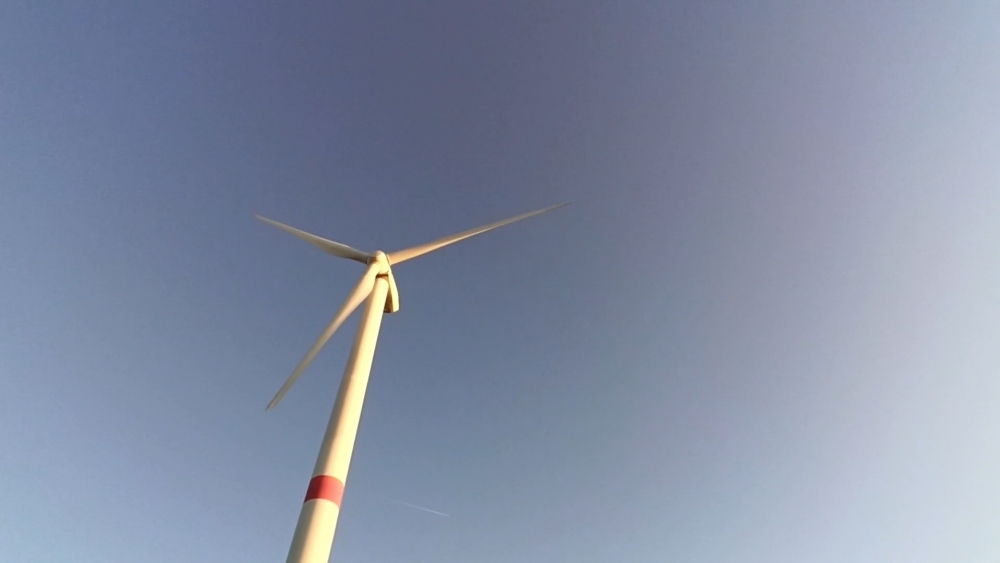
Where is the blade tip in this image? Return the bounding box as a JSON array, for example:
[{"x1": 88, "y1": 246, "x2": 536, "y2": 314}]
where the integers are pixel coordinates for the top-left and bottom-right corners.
[{"x1": 266, "y1": 392, "x2": 284, "y2": 410}]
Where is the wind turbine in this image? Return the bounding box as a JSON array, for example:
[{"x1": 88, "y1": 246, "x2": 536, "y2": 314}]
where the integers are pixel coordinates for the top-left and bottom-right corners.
[{"x1": 258, "y1": 203, "x2": 567, "y2": 563}]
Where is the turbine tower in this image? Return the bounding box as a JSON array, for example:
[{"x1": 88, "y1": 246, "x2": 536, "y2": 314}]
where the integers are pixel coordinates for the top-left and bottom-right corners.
[{"x1": 258, "y1": 203, "x2": 567, "y2": 563}]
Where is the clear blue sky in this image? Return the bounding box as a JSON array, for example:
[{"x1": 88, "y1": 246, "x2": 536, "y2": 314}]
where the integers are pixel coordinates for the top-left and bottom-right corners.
[{"x1": 3, "y1": 2, "x2": 999, "y2": 562}]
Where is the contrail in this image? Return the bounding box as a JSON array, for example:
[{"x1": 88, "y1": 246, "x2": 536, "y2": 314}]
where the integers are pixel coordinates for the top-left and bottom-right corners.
[
  {"x1": 358, "y1": 487, "x2": 450, "y2": 517},
  {"x1": 393, "y1": 500, "x2": 450, "y2": 517}
]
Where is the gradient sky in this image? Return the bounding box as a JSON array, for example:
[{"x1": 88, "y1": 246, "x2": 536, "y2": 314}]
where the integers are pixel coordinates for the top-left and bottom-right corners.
[{"x1": 3, "y1": 2, "x2": 1000, "y2": 562}]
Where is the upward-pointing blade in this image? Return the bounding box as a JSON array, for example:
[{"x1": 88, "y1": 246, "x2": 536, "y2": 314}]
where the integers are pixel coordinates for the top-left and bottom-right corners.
[
  {"x1": 256, "y1": 215, "x2": 372, "y2": 264},
  {"x1": 386, "y1": 202, "x2": 569, "y2": 265},
  {"x1": 267, "y1": 263, "x2": 380, "y2": 410}
]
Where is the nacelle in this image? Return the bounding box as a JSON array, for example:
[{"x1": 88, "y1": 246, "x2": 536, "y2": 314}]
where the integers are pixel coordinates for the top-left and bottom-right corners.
[{"x1": 380, "y1": 269, "x2": 399, "y2": 314}]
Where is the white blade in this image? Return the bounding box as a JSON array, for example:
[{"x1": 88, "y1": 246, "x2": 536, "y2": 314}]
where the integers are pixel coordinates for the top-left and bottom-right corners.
[
  {"x1": 256, "y1": 215, "x2": 372, "y2": 264},
  {"x1": 387, "y1": 203, "x2": 569, "y2": 265},
  {"x1": 267, "y1": 263, "x2": 380, "y2": 410}
]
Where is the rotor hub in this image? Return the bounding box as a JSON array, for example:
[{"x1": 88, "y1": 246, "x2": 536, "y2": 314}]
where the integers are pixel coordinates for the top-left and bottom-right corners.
[{"x1": 370, "y1": 251, "x2": 399, "y2": 313}]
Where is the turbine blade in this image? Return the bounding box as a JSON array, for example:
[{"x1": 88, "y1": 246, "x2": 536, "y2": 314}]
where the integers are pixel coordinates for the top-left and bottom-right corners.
[
  {"x1": 267, "y1": 263, "x2": 380, "y2": 410},
  {"x1": 387, "y1": 202, "x2": 569, "y2": 265},
  {"x1": 256, "y1": 215, "x2": 371, "y2": 264}
]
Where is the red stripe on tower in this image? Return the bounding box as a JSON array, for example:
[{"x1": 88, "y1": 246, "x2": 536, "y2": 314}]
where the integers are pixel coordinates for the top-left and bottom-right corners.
[{"x1": 304, "y1": 475, "x2": 344, "y2": 506}]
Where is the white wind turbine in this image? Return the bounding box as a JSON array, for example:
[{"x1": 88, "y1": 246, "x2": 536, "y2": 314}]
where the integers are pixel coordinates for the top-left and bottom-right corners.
[{"x1": 258, "y1": 203, "x2": 567, "y2": 563}]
